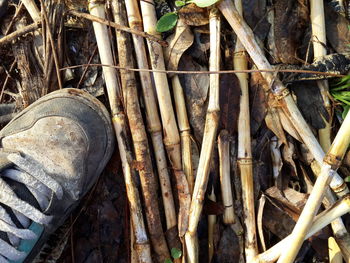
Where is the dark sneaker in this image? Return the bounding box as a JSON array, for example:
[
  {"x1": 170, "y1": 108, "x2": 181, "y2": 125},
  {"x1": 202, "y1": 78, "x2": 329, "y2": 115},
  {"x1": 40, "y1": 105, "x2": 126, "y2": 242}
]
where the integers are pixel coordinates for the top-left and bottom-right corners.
[{"x1": 0, "y1": 88, "x2": 114, "y2": 262}]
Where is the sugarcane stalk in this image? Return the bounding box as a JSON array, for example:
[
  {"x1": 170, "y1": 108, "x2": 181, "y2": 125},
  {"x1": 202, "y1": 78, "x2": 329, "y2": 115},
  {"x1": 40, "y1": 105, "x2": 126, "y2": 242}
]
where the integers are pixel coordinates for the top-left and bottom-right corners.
[
  {"x1": 218, "y1": 1, "x2": 350, "y2": 257},
  {"x1": 277, "y1": 100, "x2": 350, "y2": 263},
  {"x1": 124, "y1": 0, "x2": 178, "y2": 247},
  {"x1": 139, "y1": 0, "x2": 191, "y2": 240},
  {"x1": 233, "y1": 0, "x2": 257, "y2": 260},
  {"x1": 218, "y1": 130, "x2": 236, "y2": 225},
  {"x1": 111, "y1": 1, "x2": 170, "y2": 261},
  {"x1": 185, "y1": 8, "x2": 221, "y2": 263},
  {"x1": 88, "y1": 2, "x2": 152, "y2": 262},
  {"x1": 256, "y1": 194, "x2": 350, "y2": 263},
  {"x1": 172, "y1": 75, "x2": 194, "y2": 194},
  {"x1": 310, "y1": 0, "x2": 332, "y2": 152},
  {"x1": 208, "y1": 187, "x2": 216, "y2": 262}
]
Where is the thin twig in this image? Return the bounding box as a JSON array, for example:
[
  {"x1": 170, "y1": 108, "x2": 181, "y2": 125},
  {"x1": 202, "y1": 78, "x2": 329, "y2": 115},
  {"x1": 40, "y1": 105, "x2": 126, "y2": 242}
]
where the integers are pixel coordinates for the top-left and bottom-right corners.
[
  {"x1": 68, "y1": 9, "x2": 168, "y2": 47},
  {"x1": 60, "y1": 63, "x2": 346, "y2": 77},
  {"x1": 76, "y1": 45, "x2": 98, "y2": 89},
  {"x1": 38, "y1": 0, "x2": 63, "y2": 90},
  {"x1": 0, "y1": 60, "x2": 16, "y2": 103},
  {"x1": 0, "y1": 22, "x2": 41, "y2": 46},
  {"x1": 4, "y1": 3, "x2": 24, "y2": 36}
]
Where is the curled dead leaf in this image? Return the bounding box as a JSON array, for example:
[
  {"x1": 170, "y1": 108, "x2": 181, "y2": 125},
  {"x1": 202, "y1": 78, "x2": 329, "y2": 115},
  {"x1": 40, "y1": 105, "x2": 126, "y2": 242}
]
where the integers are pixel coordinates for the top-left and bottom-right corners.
[
  {"x1": 178, "y1": 3, "x2": 209, "y2": 26},
  {"x1": 164, "y1": 18, "x2": 194, "y2": 72}
]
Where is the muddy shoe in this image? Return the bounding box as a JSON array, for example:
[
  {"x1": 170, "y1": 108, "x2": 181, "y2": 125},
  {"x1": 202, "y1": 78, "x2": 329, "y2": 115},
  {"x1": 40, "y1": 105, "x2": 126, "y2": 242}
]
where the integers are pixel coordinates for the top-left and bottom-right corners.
[{"x1": 0, "y1": 88, "x2": 114, "y2": 262}]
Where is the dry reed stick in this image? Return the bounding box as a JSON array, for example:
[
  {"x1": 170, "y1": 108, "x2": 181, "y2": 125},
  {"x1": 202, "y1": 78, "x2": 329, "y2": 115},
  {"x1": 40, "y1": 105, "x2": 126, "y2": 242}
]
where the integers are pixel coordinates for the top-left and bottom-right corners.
[
  {"x1": 329, "y1": 237, "x2": 343, "y2": 263},
  {"x1": 234, "y1": 0, "x2": 258, "y2": 260},
  {"x1": 218, "y1": 0, "x2": 349, "y2": 198},
  {"x1": 124, "y1": 0, "x2": 179, "y2": 249},
  {"x1": 310, "y1": 0, "x2": 332, "y2": 152},
  {"x1": 172, "y1": 75, "x2": 194, "y2": 194},
  {"x1": 139, "y1": 0, "x2": 191, "y2": 241},
  {"x1": 185, "y1": 8, "x2": 221, "y2": 262},
  {"x1": 218, "y1": 1, "x2": 350, "y2": 258},
  {"x1": 219, "y1": 130, "x2": 245, "y2": 262},
  {"x1": 208, "y1": 187, "x2": 216, "y2": 262},
  {"x1": 218, "y1": 130, "x2": 236, "y2": 225},
  {"x1": 277, "y1": 98, "x2": 350, "y2": 263},
  {"x1": 88, "y1": 2, "x2": 152, "y2": 262},
  {"x1": 21, "y1": 0, "x2": 41, "y2": 22},
  {"x1": 256, "y1": 194, "x2": 350, "y2": 263},
  {"x1": 111, "y1": 1, "x2": 170, "y2": 261}
]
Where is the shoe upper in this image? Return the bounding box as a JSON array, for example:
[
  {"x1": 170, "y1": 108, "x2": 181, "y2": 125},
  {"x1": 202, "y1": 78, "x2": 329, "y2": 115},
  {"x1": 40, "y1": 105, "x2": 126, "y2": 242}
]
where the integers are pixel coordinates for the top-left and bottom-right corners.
[{"x1": 0, "y1": 89, "x2": 114, "y2": 262}]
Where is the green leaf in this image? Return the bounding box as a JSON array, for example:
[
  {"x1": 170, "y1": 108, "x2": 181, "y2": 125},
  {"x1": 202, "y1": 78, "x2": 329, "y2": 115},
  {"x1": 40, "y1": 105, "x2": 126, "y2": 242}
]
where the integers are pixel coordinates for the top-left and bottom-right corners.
[
  {"x1": 343, "y1": 105, "x2": 350, "y2": 120},
  {"x1": 187, "y1": 0, "x2": 220, "y2": 7},
  {"x1": 156, "y1": 12, "x2": 178, "y2": 32},
  {"x1": 175, "y1": 0, "x2": 186, "y2": 7},
  {"x1": 171, "y1": 248, "x2": 182, "y2": 259},
  {"x1": 164, "y1": 259, "x2": 173, "y2": 263}
]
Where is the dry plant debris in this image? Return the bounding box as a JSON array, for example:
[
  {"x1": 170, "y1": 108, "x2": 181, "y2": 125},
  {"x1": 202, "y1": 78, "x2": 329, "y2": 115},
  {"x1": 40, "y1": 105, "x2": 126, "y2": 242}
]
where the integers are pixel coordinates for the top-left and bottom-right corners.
[{"x1": 1, "y1": 0, "x2": 350, "y2": 262}]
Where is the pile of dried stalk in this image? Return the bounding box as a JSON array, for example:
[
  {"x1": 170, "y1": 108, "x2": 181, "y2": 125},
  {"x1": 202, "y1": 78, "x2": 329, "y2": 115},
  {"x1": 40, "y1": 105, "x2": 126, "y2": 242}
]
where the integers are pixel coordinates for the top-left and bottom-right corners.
[{"x1": 1, "y1": 0, "x2": 350, "y2": 262}]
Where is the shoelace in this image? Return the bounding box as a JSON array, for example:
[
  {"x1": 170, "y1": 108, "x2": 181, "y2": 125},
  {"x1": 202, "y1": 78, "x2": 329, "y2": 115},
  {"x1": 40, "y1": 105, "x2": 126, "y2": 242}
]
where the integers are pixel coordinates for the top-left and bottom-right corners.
[{"x1": 0, "y1": 153, "x2": 63, "y2": 262}]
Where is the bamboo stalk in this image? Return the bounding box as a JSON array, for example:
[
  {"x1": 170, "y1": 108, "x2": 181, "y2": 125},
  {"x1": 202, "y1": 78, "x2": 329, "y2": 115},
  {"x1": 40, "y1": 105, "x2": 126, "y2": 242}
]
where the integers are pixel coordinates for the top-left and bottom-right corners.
[
  {"x1": 218, "y1": 0, "x2": 349, "y2": 198},
  {"x1": 130, "y1": 220, "x2": 137, "y2": 263},
  {"x1": 329, "y1": 237, "x2": 343, "y2": 263},
  {"x1": 208, "y1": 187, "x2": 216, "y2": 263},
  {"x1": 21, "y1": 0, "x2": 41, "y2": 22},
  {"x1": 185, "y1": 8, "x2": 221, "y2": 263},
  {"x1": 218, "y1": 130, "x2": 236, "y2": 225},
  {"x1": 172, "y1": 75, "x2": 194, "y2": 195},
  {"x1": 111, "y1": 1, "x2": 170, "y2": 261},
  {"x1": 139, "y1": 0, "x2": 191, "y2": 240},
  {"x1": 218, "y1": 1, "x2": 350, "y2": 258},
  {"x1": 310, "y1": 0, "x2": 332, "y2": 152},
  {"x1": 88, "y1": 2, "x2": 152, "y2": 262},
  {"x1": 234, "y1": 0, "x2": 257, "y2": 260},
  {"x1": 256, "y1": 194, "x2": 350, "y2": 263},
  {"x1": 219, "y1": 130, "x2": 245, "y2": 262},
  {"x1": 124, "y1": 0, "x2": 178, "y2": 247},
  {"x1": 277, "y1": 100, "x2": 350, "y2": 263}
]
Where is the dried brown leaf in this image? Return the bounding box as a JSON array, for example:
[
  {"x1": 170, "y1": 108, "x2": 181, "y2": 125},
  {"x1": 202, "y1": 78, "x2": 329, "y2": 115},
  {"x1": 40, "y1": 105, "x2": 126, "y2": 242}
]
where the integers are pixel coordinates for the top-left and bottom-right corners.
[
  {"x1": 277, "y1": 108, "x2": 302, "y2": 142},
  {"x1": 325, "y1": 2, "x2": 350, "y2": 53},
  {"x1": 219, "y1": 74, "x2": 240, "y2": 135},
  {"x1": 265, "y1": 106, "x2": 287, "y2": 145},
  {"x1": 178, "y1": 54, "x2": 209, "y2": 142},
  {"x1": 164, "y1": 18, "x2": 194, "y2": 71},
  {"x1": 266, "y1": 186, "x2": 307, "y2": 221},
  {"x1": 178, "y1": 3, "x2": 209, "y2": 26}
]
